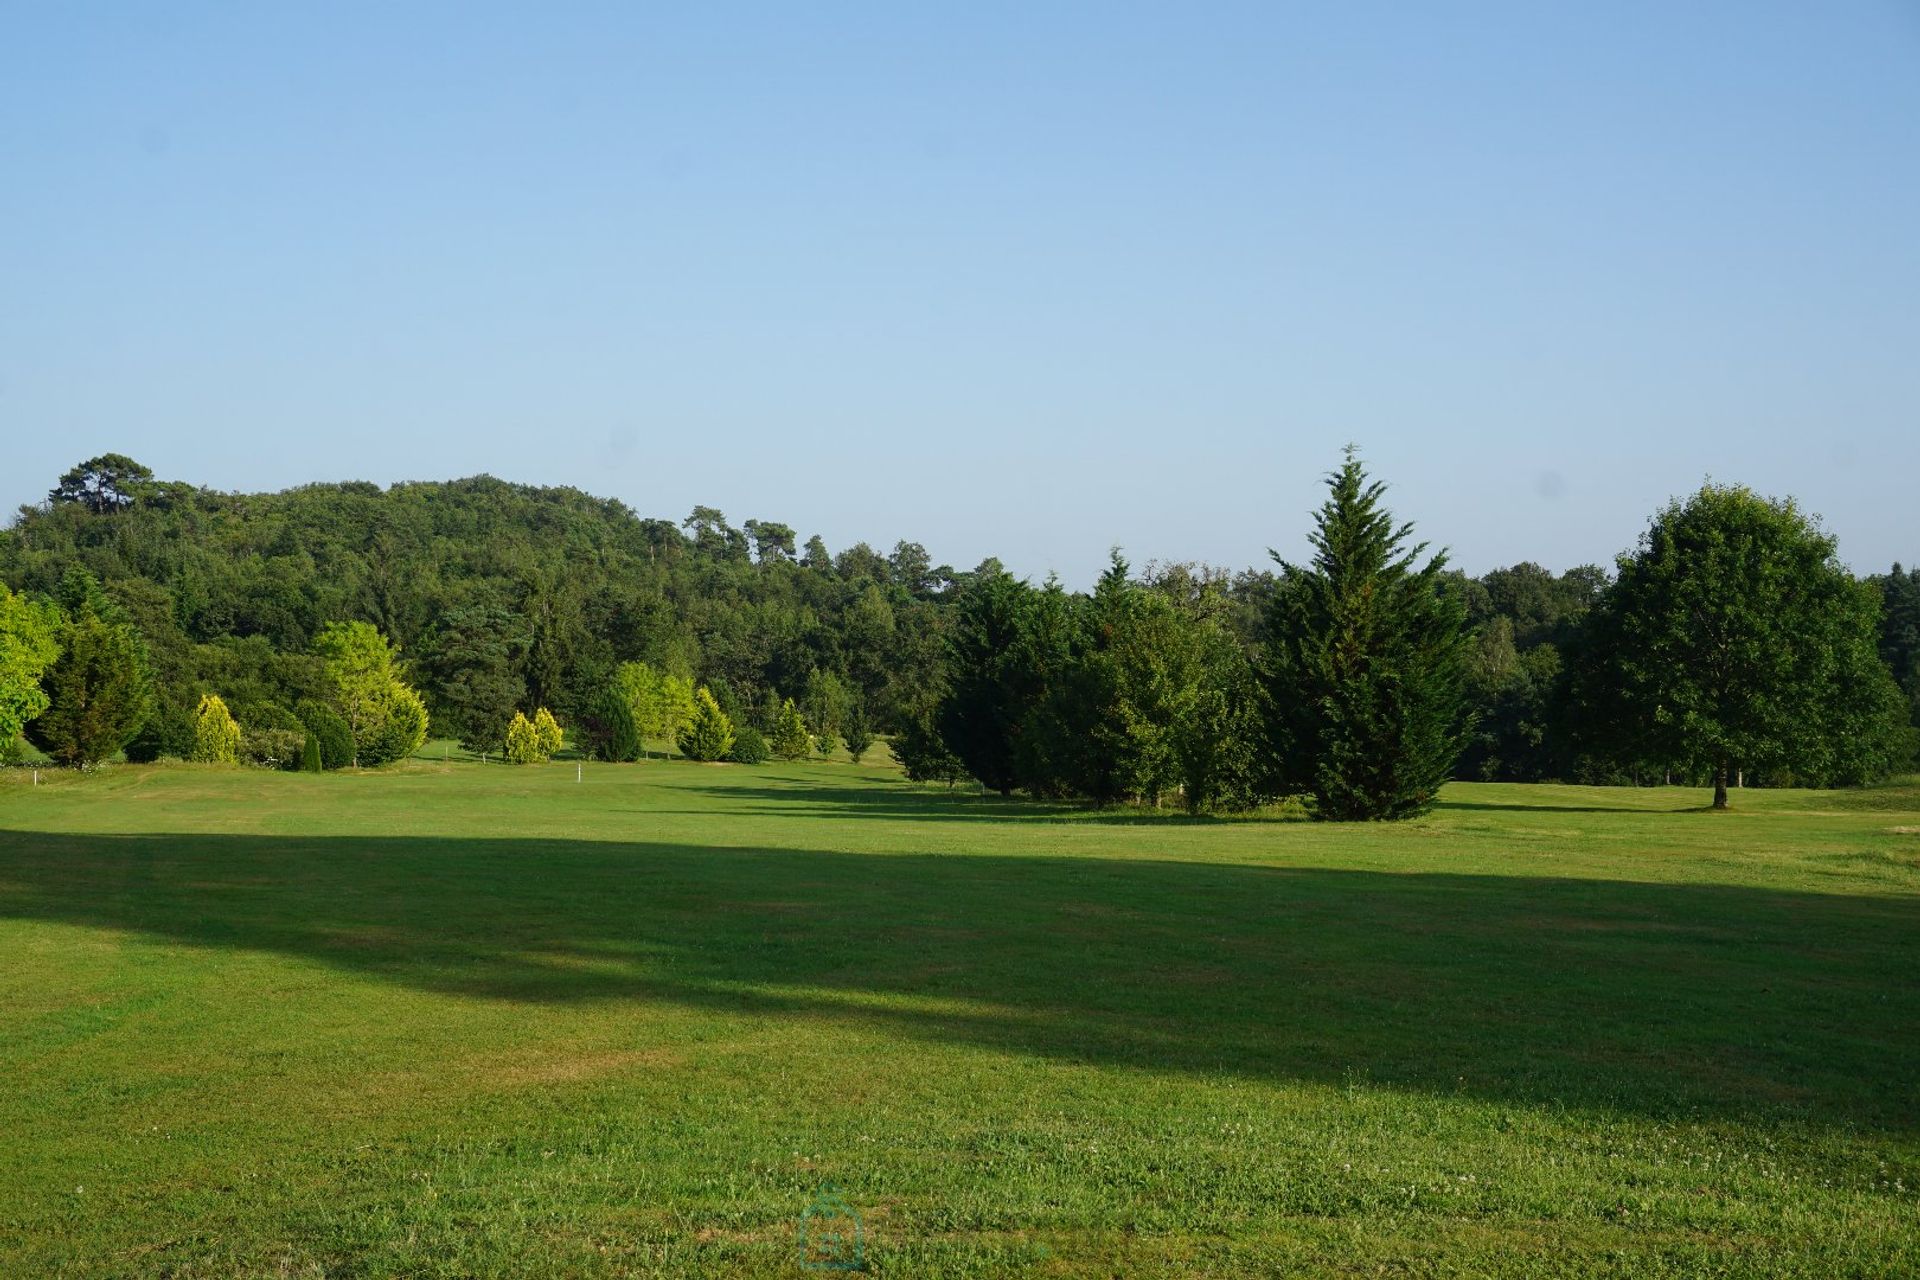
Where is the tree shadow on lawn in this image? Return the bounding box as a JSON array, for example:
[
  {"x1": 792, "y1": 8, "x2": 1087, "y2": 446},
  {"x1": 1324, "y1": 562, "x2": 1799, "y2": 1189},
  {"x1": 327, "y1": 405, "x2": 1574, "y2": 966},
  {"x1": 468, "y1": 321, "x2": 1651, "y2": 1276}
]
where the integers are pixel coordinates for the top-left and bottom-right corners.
[
  {"x1": 663, "y1": 780, "x2": 1237, "y2": 824},
  {"x1": 1, "y1": 829, "x2": 1915, "y2": 1133}
]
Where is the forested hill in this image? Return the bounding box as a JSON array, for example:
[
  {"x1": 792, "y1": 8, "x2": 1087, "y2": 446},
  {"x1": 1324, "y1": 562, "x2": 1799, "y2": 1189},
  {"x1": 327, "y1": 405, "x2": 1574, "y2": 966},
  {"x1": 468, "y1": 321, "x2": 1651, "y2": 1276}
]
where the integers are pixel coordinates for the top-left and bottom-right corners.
[
  {"x1": 5, "y1": 455, "x2": 1916, "y2": 791},
  {"x1": 0, "y1": 458, "x2": 962, "y2": 742}
]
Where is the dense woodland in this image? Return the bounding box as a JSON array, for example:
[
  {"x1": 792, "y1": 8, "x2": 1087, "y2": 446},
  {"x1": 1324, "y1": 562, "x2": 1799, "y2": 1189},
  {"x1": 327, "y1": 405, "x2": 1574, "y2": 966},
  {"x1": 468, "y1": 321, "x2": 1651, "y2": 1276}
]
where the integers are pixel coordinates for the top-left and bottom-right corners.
[{"x1": 3, "y1": 454, "x2": 1916, "y2": 816}]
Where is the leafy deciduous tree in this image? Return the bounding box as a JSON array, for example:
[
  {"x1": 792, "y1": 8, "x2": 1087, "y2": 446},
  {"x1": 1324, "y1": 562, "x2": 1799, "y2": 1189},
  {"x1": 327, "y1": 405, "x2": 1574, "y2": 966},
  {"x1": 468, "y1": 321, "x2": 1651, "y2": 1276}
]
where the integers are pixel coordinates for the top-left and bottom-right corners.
[{"x1": 1580, "y1": 484, "x2": 1907, "y2": 807}]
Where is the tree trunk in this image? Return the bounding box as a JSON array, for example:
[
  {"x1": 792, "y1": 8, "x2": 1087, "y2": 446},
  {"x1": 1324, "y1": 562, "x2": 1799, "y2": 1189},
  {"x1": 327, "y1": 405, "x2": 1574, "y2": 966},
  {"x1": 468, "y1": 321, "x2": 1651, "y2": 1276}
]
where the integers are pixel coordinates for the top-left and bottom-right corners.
[{"x1": 1713, "y1": 763, "x2": 1729, "y2": 810}]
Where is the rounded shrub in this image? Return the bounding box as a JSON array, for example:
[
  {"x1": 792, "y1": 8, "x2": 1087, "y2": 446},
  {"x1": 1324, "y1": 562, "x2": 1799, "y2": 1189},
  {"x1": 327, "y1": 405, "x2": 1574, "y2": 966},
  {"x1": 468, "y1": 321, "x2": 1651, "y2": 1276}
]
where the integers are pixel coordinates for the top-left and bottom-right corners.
[{"x1": 727, "y1": 725, "x2": 769, "y2": 764}]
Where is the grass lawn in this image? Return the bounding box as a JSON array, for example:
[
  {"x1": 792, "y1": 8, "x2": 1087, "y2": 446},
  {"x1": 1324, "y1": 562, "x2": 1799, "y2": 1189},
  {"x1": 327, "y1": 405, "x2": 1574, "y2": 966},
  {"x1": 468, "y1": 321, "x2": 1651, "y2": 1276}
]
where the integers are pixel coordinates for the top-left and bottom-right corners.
[{"x1": 1, "y1": 757, "x2": 1916, "y2": 1277}]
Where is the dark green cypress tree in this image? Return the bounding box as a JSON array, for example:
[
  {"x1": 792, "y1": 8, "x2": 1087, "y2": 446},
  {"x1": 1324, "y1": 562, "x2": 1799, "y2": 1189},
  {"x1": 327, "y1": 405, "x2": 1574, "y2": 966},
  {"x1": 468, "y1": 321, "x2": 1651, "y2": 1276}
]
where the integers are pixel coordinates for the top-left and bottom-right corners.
[
  {"x1": 1262, "y1": 450, "x2": 1471, "y2": 820},
  {"x1": 936, "y1": 570, "x2": 1043, "y2": 795},
  {"x1": 300, "y1": 730, "x2": 324, "y2": 772}
]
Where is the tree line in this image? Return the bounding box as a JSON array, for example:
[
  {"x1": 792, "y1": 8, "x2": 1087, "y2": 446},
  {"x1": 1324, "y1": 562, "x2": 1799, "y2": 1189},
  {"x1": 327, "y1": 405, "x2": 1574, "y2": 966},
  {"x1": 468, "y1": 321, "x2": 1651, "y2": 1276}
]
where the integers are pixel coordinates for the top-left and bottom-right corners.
[{"x1": 2, "y1": 452, "x2": 1916, "y2": 816}]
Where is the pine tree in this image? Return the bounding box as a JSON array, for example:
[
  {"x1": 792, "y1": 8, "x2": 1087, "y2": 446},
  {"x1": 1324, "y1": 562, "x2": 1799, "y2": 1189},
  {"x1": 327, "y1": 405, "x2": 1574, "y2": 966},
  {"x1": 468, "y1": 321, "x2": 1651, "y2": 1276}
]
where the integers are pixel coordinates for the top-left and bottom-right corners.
[
  {"x1": 770, "y1": 697, "x2": 812, "y2": 761},
  {"x1": 1262, "y1": 450, "x2": 1471, "y2": 820},
  {"x1": 842, "y1": 703, "x2": 874, "y2": 764},
  {"x1": 300, "y1": 730, "x2": 323, "y2": 772},
  {"x1": 678, "y1": 686, "x2": 736, "y2": 761}
]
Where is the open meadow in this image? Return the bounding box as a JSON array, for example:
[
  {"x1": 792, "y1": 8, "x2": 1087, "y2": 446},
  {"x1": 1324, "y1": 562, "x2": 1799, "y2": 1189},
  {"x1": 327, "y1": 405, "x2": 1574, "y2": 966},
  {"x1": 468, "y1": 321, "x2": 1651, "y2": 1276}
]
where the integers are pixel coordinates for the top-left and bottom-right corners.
[{"x1": 2, "y1": 755, "x2": 1917, "y2": 1277}]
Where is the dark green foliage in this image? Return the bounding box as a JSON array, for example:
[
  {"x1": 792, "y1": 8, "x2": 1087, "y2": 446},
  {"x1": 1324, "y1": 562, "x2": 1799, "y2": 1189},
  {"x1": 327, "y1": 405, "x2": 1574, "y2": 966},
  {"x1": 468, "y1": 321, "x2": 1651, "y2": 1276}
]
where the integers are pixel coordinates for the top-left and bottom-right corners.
[
  {"x1": 1456, "y1": 563, "x2": 1607, "y2": 782},
  {"x1": 1872, "y1": 564, "x2": 1920, "y2": 767},
  {"x1": 295, "y1": 700, "x2": 354, "y2": 770},
  {"x1": 125, "y1": 696, "x2": 194, "y2": 763},
  {"x1": 937, "y1": 571, "x2": 1052, "y2": 796},
  {"x1": 237, "y1": 701, "x2": 304, "y2": 733},
  {"x1": 417, "y1": 603, "x2": 527, "y2": 754},
  {"x1": 1578, "y1": 485, "x2": 1908, "y2": 806},
  {"x1": 1, "y1": 466, "x2": 950, "y2": 753},
  {"x1": 48, "y1": 454, "x2": 153, "y2": 514},
  {"x1": 1262, "y1": 452, "x2": 1471, "y2": 820},
  {"x1": 727, "y1": 725, "x2": 770, "y2": 764},
  {"x1": 893, "y1": 715, "x2": 970, "y2": 788},
  {"x1": 300, "y1": 731, "x2": 323, "y2": 772},
  {"x1": 26, "y1": 605, "x2": 155, "y2": 767},
  {"x1": 577, "y1": 684, "x2": 643, "y2": 762},
  {"x1": 842, "y1": 704, "x2": 874, "y2": 764},
  {"x1": 1176, "y1": 613, "x2": 1272, "y2": 813}
]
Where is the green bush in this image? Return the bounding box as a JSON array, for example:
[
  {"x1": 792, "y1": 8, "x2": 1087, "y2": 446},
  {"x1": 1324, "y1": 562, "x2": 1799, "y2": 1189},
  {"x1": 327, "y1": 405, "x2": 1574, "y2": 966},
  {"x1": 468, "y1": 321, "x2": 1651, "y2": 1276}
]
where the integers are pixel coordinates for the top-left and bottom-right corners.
[
  {"x1": 300, "y1": 731, "x2": 323, "y2": 772},
  {"x1": 532, "y1": 707, "x2": 564, "y2": 759},
  {"x1": 126, "y1": 699, "x2": 195, "y2": 763},
  {"x1": 727, "y1": 725, "x2": 769, "y2": 764},
  {"x1": 237, "y1": 700, "x2": 304, "y2": 733},
  {"x1": 358, "y1": 687, "x2": 430, "y2": 766},
  {"x1": 240, "y1": 727, "x2": 306, "y2": 769},
  {"x1": 294, "y1": 700, "x2": 354, "y2": 770},
  {"x1": 191, "y1": 694, "x2": 242, "y2": 765},
  {"x1": 504, "y1": 710, "x2": 544, "y2": 764}
]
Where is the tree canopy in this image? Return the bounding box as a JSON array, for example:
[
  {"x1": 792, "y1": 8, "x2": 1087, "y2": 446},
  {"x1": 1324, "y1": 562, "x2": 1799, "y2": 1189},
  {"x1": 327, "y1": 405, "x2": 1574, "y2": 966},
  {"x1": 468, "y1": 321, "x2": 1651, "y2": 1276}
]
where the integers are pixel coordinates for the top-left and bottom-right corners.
[{"x1": 1578, "y1": 485, "x2": 1907, "y2": 807}]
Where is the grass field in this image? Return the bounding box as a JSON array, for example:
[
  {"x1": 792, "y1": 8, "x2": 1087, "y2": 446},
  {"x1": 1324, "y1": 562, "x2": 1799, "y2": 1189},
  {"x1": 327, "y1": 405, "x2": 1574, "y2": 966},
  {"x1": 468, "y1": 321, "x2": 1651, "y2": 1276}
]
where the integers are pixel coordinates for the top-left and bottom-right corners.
[{"x1": 2, "y1": 755, "x2": 1916, "y2": 1277}]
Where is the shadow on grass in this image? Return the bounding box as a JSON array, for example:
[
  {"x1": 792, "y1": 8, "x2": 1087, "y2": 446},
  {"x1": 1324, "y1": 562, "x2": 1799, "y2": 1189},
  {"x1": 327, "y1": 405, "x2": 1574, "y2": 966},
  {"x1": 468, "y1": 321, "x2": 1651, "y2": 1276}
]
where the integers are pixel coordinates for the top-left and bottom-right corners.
[
  {"x1": 665, "y1": 779, "x2": 1239, "y2": 824},
  {"x1": 1432, "y1": 800, "x2": 1699, "y2": 815},
  {"x1": 1, "y1": 828, "x2": 1915, "y2": 1132}
]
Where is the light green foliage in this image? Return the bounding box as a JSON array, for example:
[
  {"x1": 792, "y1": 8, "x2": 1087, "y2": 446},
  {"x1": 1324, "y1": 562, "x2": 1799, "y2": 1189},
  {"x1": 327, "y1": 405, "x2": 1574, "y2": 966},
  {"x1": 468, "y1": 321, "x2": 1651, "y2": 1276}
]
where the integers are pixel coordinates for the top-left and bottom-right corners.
[
  {"x1": 1263, "y1": 451, "x2": 1471, "y2": 820},
  {"x1": 0, "y1": 583, "x2": 62, "y2": 749},
  {"x1": 501, "y1": 707, "x2": 561, "y2": 764},
  {"x1": 802, "y1": 667, "x2": 850, "y2": 741},
  {"x1": 190, "y1": 693, "x2": 242, "y2": 764},
  {"x1": 313, "y1": 622, "x2": 430, "y2": 767},
  {"x1": 361, "y1": 685, "x2": 429, "y2": 766},
  {"x1": 1580, "y1": 484, "x2": 1909, "y2": 806},
  {"x1": 658, "y1": 674, "x2": 696, "y2": 749},
  {"x1": 769, "y1": 697, "x2": 812, "y2": 761},
  {"x1": 532, "y1": 707, "x2": 563, "y2": 759},
  {"x1": 677, "y1": 686, "x2": 735, "y2": 761},
  {"x1": 503, "y1": 711, "x2": 543, "y2": 764}
]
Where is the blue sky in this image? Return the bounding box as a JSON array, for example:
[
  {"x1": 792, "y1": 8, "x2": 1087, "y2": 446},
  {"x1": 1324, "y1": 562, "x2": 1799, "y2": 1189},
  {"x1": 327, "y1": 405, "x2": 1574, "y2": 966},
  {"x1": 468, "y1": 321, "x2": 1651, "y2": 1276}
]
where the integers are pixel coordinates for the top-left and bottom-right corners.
[{"x1": 4, "y1": 3, "x2": 1917, "y2": 583}]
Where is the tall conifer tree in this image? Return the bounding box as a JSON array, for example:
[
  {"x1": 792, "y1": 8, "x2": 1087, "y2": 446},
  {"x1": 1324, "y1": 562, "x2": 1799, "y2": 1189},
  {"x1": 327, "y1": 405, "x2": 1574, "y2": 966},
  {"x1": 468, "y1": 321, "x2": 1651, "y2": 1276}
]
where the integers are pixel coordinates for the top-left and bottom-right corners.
[{"x1": 1262, "y1": 450, "x2": 1470, "y2": 820}]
